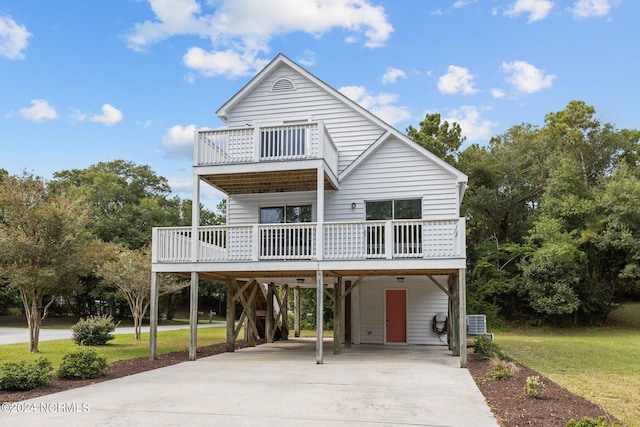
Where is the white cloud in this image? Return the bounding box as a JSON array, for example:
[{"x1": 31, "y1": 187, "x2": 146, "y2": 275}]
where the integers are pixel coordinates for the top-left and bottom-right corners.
[
  {"x1": 126, "y1": 0, "x2": 393, "y2": 78},
  {"x1": 297, "y1": 50, "x2": 316, "y2": 67},
  {"x1": 437, "y1": 65, "x2": 478, "y2": 95},
  {"x1": 504, "y1": 0, "x2": 554, "y2": 23},
  {"x1": 339, "y1": 85, "x2": 411, "y2": 125},
  {"x1": 89, "y1": 104, "x2": 123, "y2": 126},
  {"x1": 0, "y1": 16, "x2": 32, "y2": 60},
  {"x1": 491, "y1": 88, "x2": 506, "y2": 99},
  {"x1": 572, "y1": 0, "x2": 613, "y2": 18},
  {"x1": 19, "y1": 99, "x2": 58, "y2": 121},
  {"x1": 443, "y1": 105, "x2": 497, "y2": 142},
  {"x1": 381, "y1": 67, "x2": 406, "y2": 85},
  {"x1": 453, "y1": 0, "x2": 478, "y2": 7},
  {"x1": 501, "y1": 60, "x2": 556, "y2": 93},
  {"x1": 163, "y1": 124, "x2": 197, "y2": 159}
]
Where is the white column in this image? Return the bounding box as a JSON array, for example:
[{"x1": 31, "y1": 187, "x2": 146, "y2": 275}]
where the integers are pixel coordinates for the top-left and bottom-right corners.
[
  {"x1": 316, "y1": 167, "x2": 324, "y2": 260},
  {"x1": 316, "y1": 269, "x2": 324, "y2": 364},
  {"x1": 191, "y1": 176, "x2": 200, "y2": 262},
  {"x1": 459, "y1": 268, "x2": 467, "y2": 368},
  {"x1": 189, "y1": 272, "x2": 199, "y2": 361},
  {"x1": 149, "y1": 272, "x2": 158, "y2": 360}
]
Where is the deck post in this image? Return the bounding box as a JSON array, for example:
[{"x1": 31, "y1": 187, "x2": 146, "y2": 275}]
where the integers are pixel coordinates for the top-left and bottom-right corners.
[
  {"x1": 149, "y1": 272, "x2": 158, "y2": 360},
  {"x1": 316, "y1": 269, "x2": 324, "y2": 364},
  {"x1": 294, "y1": 286, "x2": 301, "y2": 337},
  {"x1": 189, "y1": 271, "x2": 199, "y2": 361},
  {"x1": 266, "y1": 283, "x2": 274, "y2": 343},
  {"x1": 344, "y1": 280, "x2": 352, "y2": 348},
  {"x1": 449, "y1": 274, "x2": 460, "y2": 357},
  {"x1": 248, "y1": 282, "x2": 257, "y2": 347},
  {"x1": 226, "y1": 279, "x2": 236, "y2": 352},
  {"x1": 333, "y1": 277, "x2": 342, "y2": 355},
  {"x1": 282, "y1": 285, "x2": 289, "y2": 340},
  {"x1": 459, "y1": 268, "x2": 468, "y2": 368}
]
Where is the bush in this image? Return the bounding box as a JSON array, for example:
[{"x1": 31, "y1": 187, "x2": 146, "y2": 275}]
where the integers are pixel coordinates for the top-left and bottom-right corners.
[
  {"x1": 474, "y1": 335, "x2": 505, "y2": 359},
  {"x1": 0, "y1": 358, "x2": 54, "y2": 390},
  {"x1": 58, "y1": 348, "x2": 109, "y2": 379},
  {"x1": 566, "y1": 416, "x2": 621, "y2": 427},
  {"x1": 524, "y1": 375, "x2": 545, "y2": 398},
  {"x1": 488, "y1": 357, "x2": 519, "y2": 380},
  {"x1": 71, "y1": 314, "x2": 118, "y2": 346}
]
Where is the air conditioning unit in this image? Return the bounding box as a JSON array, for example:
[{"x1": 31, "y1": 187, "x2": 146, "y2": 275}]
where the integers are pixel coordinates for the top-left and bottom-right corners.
[{"x1": 467, "y1": 314, "x2": 487, "y2": 336}]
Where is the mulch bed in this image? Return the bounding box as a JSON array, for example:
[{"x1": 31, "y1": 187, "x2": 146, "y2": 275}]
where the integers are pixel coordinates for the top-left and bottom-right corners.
[
  {"x1": 467, "y1": 353, "x2": 620, "y2": 426},
  {"x1": 1, "y1": 342, "x2": 621, "y2": 426}
]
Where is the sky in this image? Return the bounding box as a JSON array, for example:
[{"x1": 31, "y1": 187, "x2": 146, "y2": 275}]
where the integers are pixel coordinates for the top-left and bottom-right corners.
[{"x1": 1, "y1": 0, "x2": 637, "y2": 208}]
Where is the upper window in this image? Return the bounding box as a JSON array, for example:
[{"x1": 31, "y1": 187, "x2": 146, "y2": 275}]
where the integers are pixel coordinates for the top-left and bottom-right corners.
[
  {"x1": 366, "y1": 199, "x2": 421, "y2": 220},
  {"x1": 260, "y1": 205, "x2": 312, "y2": 224}
]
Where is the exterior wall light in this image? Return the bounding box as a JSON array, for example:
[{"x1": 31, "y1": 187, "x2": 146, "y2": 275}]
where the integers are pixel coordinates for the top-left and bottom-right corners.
[
  {"x1": 351, "y1": 202, "x2": 356, "y2": 209},
  {"x1": 296, "y1": 278, "x2": 305, "y2": 284},
  {"x1": 396, "y1": 277, "x2": 404, "y2": 283}
]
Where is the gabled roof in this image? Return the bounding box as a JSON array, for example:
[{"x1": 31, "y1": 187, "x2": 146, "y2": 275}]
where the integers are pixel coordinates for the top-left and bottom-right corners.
[{"x1": 216, "y1": 53, "x2": 468, "y2": 185}]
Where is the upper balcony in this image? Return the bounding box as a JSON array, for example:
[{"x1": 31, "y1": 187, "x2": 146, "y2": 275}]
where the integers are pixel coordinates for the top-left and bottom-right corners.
[{"x1": 194, "y1": 122, "x2": 339, "y2": 194}]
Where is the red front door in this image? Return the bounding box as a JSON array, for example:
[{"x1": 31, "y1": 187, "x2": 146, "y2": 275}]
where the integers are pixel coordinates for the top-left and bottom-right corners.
[{"x1": 385, "y1": 289, "x2": 406, "y2": 343}]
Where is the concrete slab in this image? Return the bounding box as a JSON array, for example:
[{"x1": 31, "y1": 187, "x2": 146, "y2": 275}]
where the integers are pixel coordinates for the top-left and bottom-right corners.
[{"x1": 1, "y1": 339, "x2": 498, "y2": 427}]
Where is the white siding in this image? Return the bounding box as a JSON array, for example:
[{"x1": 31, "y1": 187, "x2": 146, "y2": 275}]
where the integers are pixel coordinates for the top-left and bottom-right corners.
[
  {"x1": 358, "y1": 276, "x2": 449, "y2": 345},
  {"x1": 225, "y1": 63, "x2": 386, "y2": 174},
  {"x1": 326, "y1": 137, "x2": 460, "y2": 221},
  {"x1": 228, "y1": 191, "x2": 318, "y2": 224}
]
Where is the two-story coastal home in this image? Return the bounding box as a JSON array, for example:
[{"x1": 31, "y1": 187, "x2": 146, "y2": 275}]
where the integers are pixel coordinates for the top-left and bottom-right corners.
[{"x1": 149, "y1": 54, "x2": 469, "y2": 367}]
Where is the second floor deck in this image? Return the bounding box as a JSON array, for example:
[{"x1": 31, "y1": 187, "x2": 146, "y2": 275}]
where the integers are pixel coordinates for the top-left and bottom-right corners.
[{"x1": 152, "y1": 218, "x2": 465, "y2": 265}]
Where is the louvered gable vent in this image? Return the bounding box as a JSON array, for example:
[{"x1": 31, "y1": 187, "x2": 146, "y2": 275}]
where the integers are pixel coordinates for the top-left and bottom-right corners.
[{"x1": 271, "y1": 78, "x2": 296, "y2": 93}]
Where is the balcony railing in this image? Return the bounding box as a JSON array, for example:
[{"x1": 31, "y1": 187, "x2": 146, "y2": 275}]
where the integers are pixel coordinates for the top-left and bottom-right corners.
[
  {"x1": 152, "y1": 219, "x2": 464, "y2": 263},
  {"x1": 195, "y1": 122, "x2": 338, "y2": 172}
]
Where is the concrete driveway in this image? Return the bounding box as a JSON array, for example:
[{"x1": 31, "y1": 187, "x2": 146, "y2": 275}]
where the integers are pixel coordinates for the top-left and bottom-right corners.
[{"x1": 2, "y1": 339, "x2": 498, "y2": 427}]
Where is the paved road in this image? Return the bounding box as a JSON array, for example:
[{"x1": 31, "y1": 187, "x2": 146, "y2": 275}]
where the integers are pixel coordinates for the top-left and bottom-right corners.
[{"x1": 0, "y1": 322, "x2": 225, "y2": 345}]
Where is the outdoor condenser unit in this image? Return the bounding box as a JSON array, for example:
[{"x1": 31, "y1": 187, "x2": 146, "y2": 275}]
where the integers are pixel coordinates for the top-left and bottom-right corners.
[{"x1": 466, "y1": 314, "x2": 487, "y2": 336}]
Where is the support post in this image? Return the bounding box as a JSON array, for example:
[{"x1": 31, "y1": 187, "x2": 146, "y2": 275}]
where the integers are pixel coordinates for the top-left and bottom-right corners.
[
  {"x1": 189, "y1": 272, "x2": 199, "y2": 361},
  {"x1": 248, "y1": 282, "x2": 257, "y2": 347},
  {"x1": 226, "y1": 280, "x2": 236, "y2": 352},
  {"x1": 344, "y1": 280, "x2": 352, "y2": 349},
  {"x1": 449, "y1": 274, "x2": 460, "y2": 357},
  {"x1": 266, "y1": 283, "x2": 274, "y2": 343},
  {"x1": 333, "y1": 278, "x2": 342, "y2": 355},
  {"x1": 282, "y1": 285, "x2": 289, "y2": 340},
  {"x1": 294, "y1": 286, "x2": 301, "y2": 337},
  {"x1": 459, "y1": 268, "x2": 468, "y2": 368},
  {"x1": 316, "y1": 269, "x2": 324, "y2": 364},
  {"x1": 149, "y1": 272, "x2": 158, "y2": 360}
]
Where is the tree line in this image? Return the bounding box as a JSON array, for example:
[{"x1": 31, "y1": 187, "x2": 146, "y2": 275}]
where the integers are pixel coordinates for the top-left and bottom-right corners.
[
  {"x1": 0, "y1": 160, "x2": 224, "y2": 352},
  {"x1": 409, "y1": 100, "x2": 640, "y2": 326}
]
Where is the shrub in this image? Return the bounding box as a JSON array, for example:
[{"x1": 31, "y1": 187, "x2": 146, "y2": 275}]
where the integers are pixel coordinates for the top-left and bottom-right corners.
[
  {"x1": 524, "y1": 375, "x2": 545, "y2": 398},
  {"x1": 566, "y1": 416, "x2": 621, "y2": 427},
  {"x1": 474, "y1": 335, "x2": 505, "y2": 359},
  {"x1": 71, "y1": 314, "x2": 118, "y2": 346},
  {"x1": 0, "y1": 358, "x2": 54, "y2": 390},
  {"x1": 488, "y1": 357, "x2": 519, "y2": 380},
  {"x1": 58, "y1": 348, "x2": 109, "y2": 379}
]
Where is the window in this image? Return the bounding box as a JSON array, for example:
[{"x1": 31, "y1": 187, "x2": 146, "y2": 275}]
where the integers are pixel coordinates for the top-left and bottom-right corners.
[
  {"x1": 259, "y1": 205, "x2": 313, "y2": 259},
  {"x1": 365, "y1": 199, "x2": 422, "y2": 257}
]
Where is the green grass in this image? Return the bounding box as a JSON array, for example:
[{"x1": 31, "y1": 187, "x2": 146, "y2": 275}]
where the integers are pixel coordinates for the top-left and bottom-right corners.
[
  {"x1": 495, "y1": 303, "x2": 640, "y2": 426},
  {"x1": 0, "y1": 326, "x2": 228, "y2": 368}
]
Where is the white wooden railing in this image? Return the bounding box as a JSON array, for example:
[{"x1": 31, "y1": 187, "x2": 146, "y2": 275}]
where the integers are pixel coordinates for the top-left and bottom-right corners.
[
  {"x1": 195, "y1": 122, "x2": 338, "y2": 173},
  {"x1": 153, "y1": 219, "x2": 464, "y2": 263}
]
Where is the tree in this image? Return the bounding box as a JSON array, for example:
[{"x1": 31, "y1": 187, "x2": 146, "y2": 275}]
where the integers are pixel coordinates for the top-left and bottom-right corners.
[
  {"x1": 96, "y1": 244, "x2": 188, "y2": 340},
  {"x1": 406, "y1": 112, "x2": 465, "y2": 165},
  {"x1": 0, "y1": 173, "x2": 96, "y2": 352}
]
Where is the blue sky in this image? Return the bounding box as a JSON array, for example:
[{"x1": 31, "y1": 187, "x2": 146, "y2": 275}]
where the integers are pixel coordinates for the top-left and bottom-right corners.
[{"x1": 1, "y1": 0, "x2": 636, "y2": 207}]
